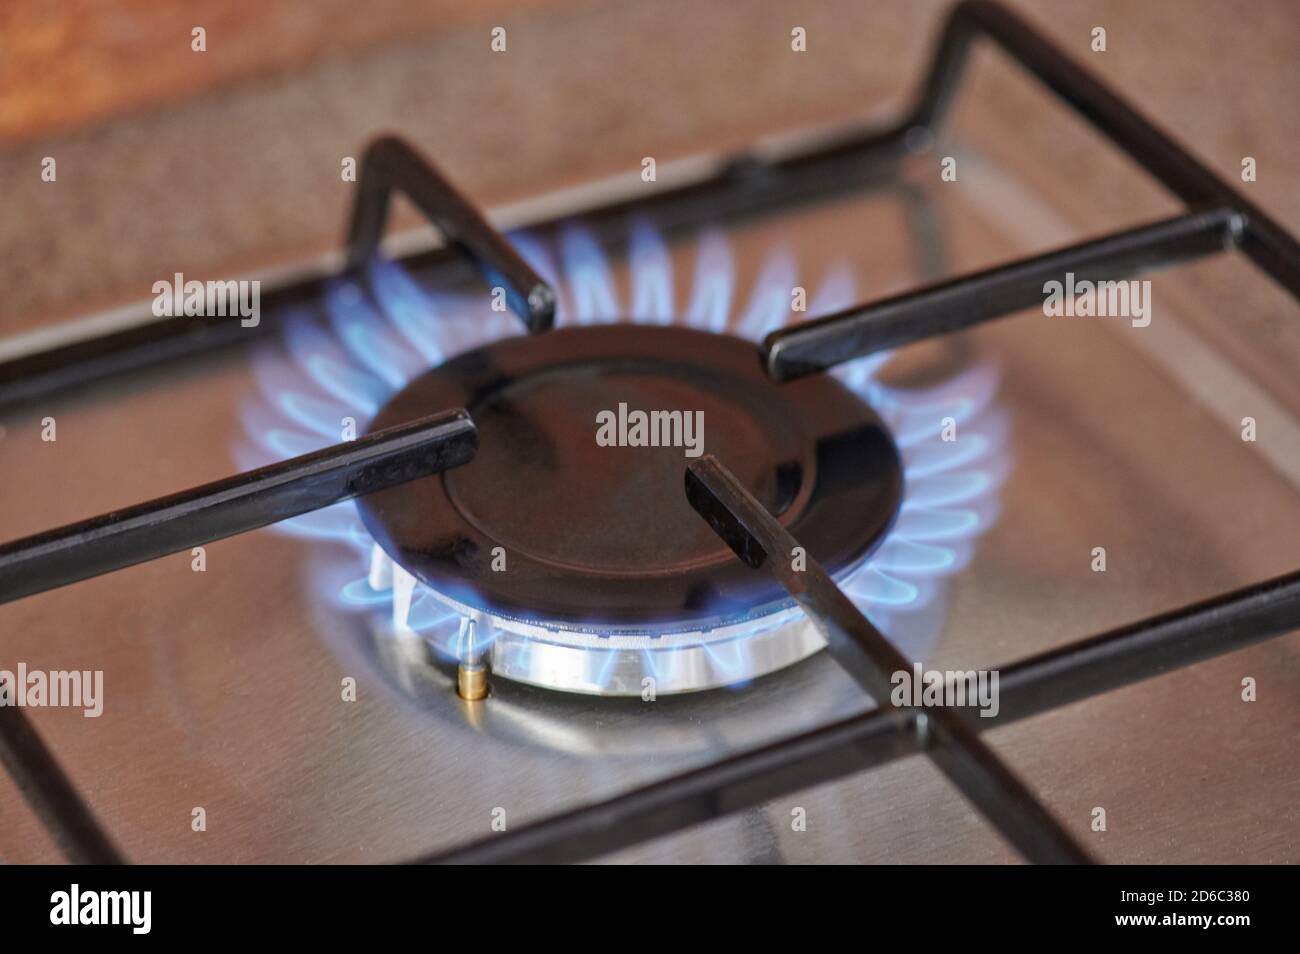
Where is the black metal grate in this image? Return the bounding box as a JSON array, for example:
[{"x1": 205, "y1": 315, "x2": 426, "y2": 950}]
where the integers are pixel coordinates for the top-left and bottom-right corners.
[{"x1": 1, "y1": 0, "x2": 1297, "y2": 865}]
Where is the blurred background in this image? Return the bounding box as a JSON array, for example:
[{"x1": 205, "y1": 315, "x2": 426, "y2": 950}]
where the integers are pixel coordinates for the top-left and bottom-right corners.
[{"x1": 2, "y1": 0, "x2": 1297, "y2": 336}]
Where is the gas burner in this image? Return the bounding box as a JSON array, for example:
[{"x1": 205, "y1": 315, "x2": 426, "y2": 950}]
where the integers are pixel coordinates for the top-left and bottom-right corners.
[
  {"x1": 232, "y1": 218, "x2": 1009, "y2": 701},
  {"x1": 356, "y1": 323, "x2": 901, "y2": 694}
]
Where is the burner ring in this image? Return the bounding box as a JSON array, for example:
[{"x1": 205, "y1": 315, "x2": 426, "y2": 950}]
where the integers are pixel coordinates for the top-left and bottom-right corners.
[{"x1": 356, "y1": 324, "x2": 902, "y2": 691}]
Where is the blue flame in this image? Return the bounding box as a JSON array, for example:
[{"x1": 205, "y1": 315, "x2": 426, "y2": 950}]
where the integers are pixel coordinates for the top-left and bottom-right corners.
[
  {"x1": 686, "y1": 230, "x2": 735, "y2": 333},
  {"x1": 237, "y1": 221, "x2": 1009, "y2": 689}
]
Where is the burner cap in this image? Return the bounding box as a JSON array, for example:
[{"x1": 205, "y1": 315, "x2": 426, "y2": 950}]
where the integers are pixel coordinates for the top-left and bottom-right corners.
[{"x1": 357, "y1": 324, "x2": 901, "y2": 632}]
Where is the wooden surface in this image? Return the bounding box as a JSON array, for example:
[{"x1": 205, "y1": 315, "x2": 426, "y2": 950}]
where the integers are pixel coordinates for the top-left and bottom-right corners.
[{"x1": 0, "y1": 0, "x2": 558, "y2": 144}]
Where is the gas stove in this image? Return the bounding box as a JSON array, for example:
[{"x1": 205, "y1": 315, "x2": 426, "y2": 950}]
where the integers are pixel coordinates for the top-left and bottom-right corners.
[{"x1": 1, "y1": 0, "x2": 1299, "y2": 867}]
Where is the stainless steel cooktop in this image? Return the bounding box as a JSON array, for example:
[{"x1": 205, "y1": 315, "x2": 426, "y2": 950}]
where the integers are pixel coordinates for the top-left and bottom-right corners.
[{"x1": 2, "y1": 1, "x2": 1298, "y2": 865}]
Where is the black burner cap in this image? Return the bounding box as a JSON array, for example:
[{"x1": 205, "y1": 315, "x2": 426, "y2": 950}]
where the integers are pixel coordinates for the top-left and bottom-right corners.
[{"x1": 356, "y1": 324, "x2": 902, "y2": 631}]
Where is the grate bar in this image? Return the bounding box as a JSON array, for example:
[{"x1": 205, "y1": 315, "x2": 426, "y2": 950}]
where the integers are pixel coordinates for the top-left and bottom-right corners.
[
  {"x1": 346, "y1": 135, "x2": 555, "y2": 332},
  {"x1": 900, "y1": 0, "x2": 1300, "y2": 297},
  {"x1": 423, "y1": 567, "x2": 1300, "y2": 865},
  {"x1": 681, "y1": 455, "x2": 1090, "y2": 863},
  {"x1": 0, "y1": 703, "x2": 123, "y2": 864},
  {"x1": 763, "y1": 0, "x2": 1300, "y2": 380},
  {"x1": 763, "y1": 207, "x2": 1239, "y2": 380},
  {"x1": 0, "y1": 408, "x2": 477, "y2": 606}
]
